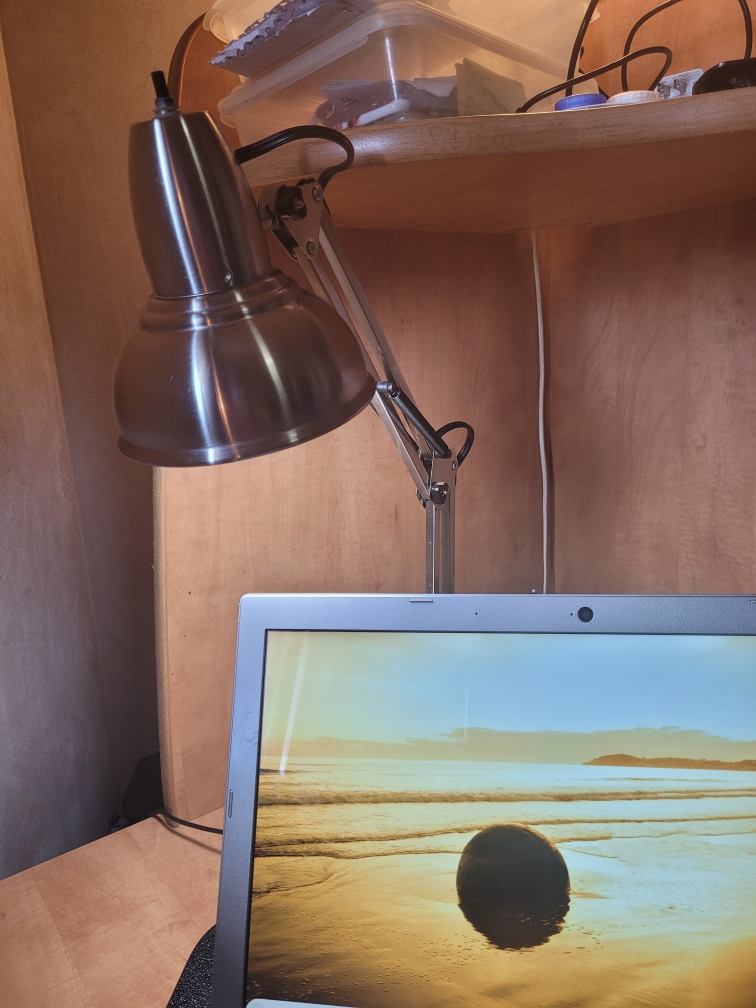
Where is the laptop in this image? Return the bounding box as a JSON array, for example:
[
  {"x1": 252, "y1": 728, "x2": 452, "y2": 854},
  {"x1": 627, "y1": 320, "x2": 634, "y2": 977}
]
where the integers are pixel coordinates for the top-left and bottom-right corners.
[{"x1": 212, "y1": 593, "x2": 756, "y2": 1008}]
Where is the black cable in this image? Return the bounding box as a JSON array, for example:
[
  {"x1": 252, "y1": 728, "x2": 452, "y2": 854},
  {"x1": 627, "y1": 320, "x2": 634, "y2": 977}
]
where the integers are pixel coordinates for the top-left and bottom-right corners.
[
  {"x1": 566, "y1": 0, "x2": 601, "y2": 96},
  {"x1": 622, "y1": 0, "x2": 753, "y2": 90},
  {"x1": 436, "y1": 422, "x2": 475, "y2": 467},
  {"x1": 235, "y1": 125, "x2": 354, "y2": 191},
  {"x1": 517, "y1": 46, "x2": 673, "y2": 113},
  {"x1": 580, "y1": 67, "x2": 609, "y2": 100},
  {"x1": 740, "y1": 0, "x2": 754, "y2": 58},
  {"x1": 622, "y1": 0, "x2": 682, "y2": 90},
  {"x1": 152, "y1": 809, "x2": 224, "y2": 835}
]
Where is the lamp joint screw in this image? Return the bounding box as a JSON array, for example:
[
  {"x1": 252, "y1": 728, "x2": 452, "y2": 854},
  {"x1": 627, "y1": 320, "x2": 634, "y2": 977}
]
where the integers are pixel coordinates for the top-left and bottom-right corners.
[
  {"x1": 312, "y1": 186, "x2": 323, "y2": 202},
  {"x1": 452, "y1": 460, "x2": 458, "y2": 470},
  {"x1": 430, "y1": 481, "x2": 449, "y2": 506},
  {"x1": 306, "y1": 240, "x2": 317, "y2": 256}
]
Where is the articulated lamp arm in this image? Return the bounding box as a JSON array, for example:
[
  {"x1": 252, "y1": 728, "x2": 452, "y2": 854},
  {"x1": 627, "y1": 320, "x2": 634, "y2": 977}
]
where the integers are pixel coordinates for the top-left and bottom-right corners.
[
  {"x1": 257, "y1": 179, "x2": 474, "y2": 593},
  {"x1": 117, "y1": 74, "x2": 472, "y2": 597}
]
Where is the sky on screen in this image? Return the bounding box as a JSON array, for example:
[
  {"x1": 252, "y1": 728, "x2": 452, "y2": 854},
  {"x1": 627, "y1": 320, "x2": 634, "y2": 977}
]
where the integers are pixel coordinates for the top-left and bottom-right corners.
[{"x1": 262, "y1": 631, "x2": 756, "y2": 746}]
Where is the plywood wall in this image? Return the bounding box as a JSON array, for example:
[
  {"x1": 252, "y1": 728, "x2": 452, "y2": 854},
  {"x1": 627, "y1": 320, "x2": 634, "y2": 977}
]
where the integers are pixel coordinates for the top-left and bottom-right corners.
[
  {"x1": 158, "y1": 229, "x2": 544, "y2": 819},
  {"x1": 154, "y1": 6, "x2": 756, "y2": 820},
  {"x1": 0, "y1": 0, "x2": 215, "y2": 806},
  {"x1": 548, "y1": 2, "x2": 756, "y2": 592},
  {"x1": 547, "y1": 200, "x2": 756, "y2": 594},
  {"x1": 0, "y1": 21, "x2": 116, "y2": 879},
  {"x1": 0, "y1": 1, "x2": 242, "y2": 873}
]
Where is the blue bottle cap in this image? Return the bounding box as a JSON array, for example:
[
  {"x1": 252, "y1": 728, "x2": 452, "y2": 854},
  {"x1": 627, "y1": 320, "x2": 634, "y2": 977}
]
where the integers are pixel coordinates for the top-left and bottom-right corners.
[{"x1": 554, "y1": 93, "x2": 607, "y2": 111}]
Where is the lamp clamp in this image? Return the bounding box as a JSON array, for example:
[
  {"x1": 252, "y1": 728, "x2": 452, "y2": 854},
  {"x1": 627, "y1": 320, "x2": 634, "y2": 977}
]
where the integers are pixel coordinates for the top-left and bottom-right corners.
[{"x1": 258, "y1": 180, "x2": 323, "y2": 261}]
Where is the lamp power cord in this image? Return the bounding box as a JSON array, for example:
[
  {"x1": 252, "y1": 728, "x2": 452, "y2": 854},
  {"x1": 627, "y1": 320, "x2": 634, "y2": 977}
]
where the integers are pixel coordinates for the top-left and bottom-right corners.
[
  {"x1": 517, "y1": 47, "x2": 673, "y2": 113},
  {"x1": 621, "y1": 0, "x2": 753, "y2": 91},
  {"x1": 566, "y1": 0, "x2": 752, "y2": 100},
  {"x1": 235, "y1": 125, "x2": 354, "y2": 191},
  {"x1": 152, "y1": 809, "x2": 224, "y2": 836}
]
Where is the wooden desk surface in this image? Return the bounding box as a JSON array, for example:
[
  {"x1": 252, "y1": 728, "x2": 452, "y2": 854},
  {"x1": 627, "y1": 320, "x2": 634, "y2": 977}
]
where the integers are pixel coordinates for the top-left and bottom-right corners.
[{"x1": 0, "y1": 809, "x2": 223, "y2": 1007}]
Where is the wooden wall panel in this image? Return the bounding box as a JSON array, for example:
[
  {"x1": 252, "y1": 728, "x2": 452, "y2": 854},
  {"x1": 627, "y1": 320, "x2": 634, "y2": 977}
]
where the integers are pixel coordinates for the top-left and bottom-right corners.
[
  {"x1": 159, "y1": 230, "x2": 543, "y2": 819},
  {"x1": 156, "y1": 8, "x2": 756, "y2": 818},
  {"x1": 0, "y1": 22, "x2": 116, "y2": 879},
  {"x1": 547, "y1": 199, "x2": 756, "y2": 593},
  {"x1": 0, "y1": 0, "x2": 211, "y2": 799}
]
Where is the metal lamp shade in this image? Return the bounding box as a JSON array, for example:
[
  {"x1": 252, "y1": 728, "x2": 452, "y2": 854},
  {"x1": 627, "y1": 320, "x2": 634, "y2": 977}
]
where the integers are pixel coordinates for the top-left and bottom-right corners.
[
  {"x1": 114, "y1": 272, "x2": 374, "y2": 466},
  {"x1": 114, "y1": 101, "x2": 373, "y2": 467}
]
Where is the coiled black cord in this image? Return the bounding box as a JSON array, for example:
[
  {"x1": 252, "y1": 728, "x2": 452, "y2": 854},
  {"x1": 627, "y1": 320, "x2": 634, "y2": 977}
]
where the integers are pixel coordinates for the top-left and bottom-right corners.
[
  {"x1": 568, "y1": 0, "x2": 753, "y2": 98},
  {"x1": 517, "y1": 47, "x2": 673, "y2": 114},
  {"x1": 622, "y1": 0, "x2": 753, "y2": 90},
  {"x1": 235, "y1": 125, "x2": 354, "y2": 191},
  {"x1": 436, "y1": 422, "x2": 475, "y2": 467}
]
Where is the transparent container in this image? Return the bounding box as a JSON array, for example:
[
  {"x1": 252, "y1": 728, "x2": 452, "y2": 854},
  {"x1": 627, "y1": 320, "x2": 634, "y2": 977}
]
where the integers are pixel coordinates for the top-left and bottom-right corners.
[
  {"x1": 210, "y1": 0, "x2": 594, "y2": 143},
  {"x1": 205, "y1": 0, "x2": 274, "y2": 42}
]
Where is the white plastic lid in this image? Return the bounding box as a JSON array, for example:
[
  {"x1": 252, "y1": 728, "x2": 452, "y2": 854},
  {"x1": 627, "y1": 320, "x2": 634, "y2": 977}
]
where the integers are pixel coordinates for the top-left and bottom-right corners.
[
  {"x1": 606, "y1": 90, "x2": 660, "y2": 105},
  {"x1": 206, "y1": 0, "x2": 587, "y2": 65},
  {"x1": 205, "y1": 0, "x2": 272, "y2": 43},
  {"x1": 217, "y1": 2, "x2": 568, "y2": 119}
]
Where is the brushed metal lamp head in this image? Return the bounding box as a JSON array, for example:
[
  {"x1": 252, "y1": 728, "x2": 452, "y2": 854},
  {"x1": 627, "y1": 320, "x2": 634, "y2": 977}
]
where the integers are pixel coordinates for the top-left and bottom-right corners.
[{"x1": 114, "y1": 72, "x2": 374, "y2": 466}]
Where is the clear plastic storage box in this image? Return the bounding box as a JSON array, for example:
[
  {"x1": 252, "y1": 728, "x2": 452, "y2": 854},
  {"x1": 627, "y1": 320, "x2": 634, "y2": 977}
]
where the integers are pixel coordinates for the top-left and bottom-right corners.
[{"x1": 206, "y1": 0, "x2": 594, "y2": 144}]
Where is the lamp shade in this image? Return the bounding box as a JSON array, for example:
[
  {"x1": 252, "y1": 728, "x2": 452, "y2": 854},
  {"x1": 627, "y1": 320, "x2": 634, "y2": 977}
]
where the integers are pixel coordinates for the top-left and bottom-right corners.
[{"x1": 114, "y1": 98, "x2": 373, "y2": 466}]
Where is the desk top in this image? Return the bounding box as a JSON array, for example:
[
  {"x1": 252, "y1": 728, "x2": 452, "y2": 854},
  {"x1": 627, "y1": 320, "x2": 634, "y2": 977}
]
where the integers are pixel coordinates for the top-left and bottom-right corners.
[{"x1": 0, "y1": 809, "x2": 223, "y2": 1008}]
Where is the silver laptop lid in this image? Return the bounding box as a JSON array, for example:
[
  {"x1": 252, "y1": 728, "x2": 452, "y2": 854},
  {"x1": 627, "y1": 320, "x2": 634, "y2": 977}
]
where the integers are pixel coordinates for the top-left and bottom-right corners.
[{"x1": 213, "y1": 593, "x2": 756, "y2": 1008}]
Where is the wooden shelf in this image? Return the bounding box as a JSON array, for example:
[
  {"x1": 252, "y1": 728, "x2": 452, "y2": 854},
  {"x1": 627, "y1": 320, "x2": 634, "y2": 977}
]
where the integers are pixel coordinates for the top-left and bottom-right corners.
[{"x1": 242, "y1": 89, "x2": 756, "y2": 233}]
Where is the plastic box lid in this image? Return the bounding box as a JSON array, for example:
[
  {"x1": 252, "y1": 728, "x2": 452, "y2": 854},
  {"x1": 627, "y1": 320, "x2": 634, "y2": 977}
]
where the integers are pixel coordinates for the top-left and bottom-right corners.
[
  {"x1": 207, "y1": 0, "x2": 588, "y2": 78},
  {"x1": 216, "y1": 0, "x2": 584, "y2": 123}
]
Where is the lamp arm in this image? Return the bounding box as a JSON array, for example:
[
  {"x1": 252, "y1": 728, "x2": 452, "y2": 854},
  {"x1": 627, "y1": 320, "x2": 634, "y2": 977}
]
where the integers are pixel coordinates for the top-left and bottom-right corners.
[
  {"x1": 258, "y1": 184, "x2": 473, "y2": 592},
  {"x1": 256, "y1": 178, "x2": 434, "y2": 461},
  {"x1": 371, "y1": 390, "x2": 432, "y2": 502},
  {"x1": 375, "y1": 381, "x2": 451, "y2": 460}
]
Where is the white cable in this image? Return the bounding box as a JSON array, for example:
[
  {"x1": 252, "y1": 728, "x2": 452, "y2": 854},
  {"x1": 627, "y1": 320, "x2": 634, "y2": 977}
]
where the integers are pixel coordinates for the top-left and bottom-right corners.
[{"x1": 532, "y1": 230, "x2": 549, "y2": 594}]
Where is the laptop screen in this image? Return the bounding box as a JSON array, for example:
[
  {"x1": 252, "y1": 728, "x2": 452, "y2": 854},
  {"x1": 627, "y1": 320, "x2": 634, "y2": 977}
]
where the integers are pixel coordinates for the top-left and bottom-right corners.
[{"x1": 245, "y1": 630, "x2": 756, "y2": 1007}]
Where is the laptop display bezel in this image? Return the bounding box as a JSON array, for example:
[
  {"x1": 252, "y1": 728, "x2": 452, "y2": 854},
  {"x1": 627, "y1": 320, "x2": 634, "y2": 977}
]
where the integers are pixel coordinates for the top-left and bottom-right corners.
[{"x1": 211, "y1": 592, "x2": 756, "y2": 1007}]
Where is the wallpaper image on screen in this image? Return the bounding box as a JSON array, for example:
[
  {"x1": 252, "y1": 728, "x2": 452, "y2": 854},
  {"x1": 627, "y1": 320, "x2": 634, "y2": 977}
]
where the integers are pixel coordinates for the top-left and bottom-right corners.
[{"x1": 246, "y1": 632, "x2": 756, "y2": 1008}]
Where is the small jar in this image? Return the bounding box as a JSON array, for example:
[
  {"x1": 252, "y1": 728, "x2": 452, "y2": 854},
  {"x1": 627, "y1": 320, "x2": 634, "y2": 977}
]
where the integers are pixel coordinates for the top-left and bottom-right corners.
[
  {"x1": 554, "y1": 93, "x2": 608, "y2": 111},
  {"x1": 606, "y1": 90, "x2": 660, "y2": 105}
]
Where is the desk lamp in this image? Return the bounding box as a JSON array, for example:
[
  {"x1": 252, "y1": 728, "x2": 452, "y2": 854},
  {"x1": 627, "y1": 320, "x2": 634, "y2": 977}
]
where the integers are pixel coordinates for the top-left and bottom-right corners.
[{"x1": 114, "y1": 73, "x2": 473, "y2": 592}]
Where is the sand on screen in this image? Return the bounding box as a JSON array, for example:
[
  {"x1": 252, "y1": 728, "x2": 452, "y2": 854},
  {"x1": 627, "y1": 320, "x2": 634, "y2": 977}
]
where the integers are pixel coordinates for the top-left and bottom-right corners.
[{"x1": 246, "y1": 632, "x2": 756, "y2": 1008}]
